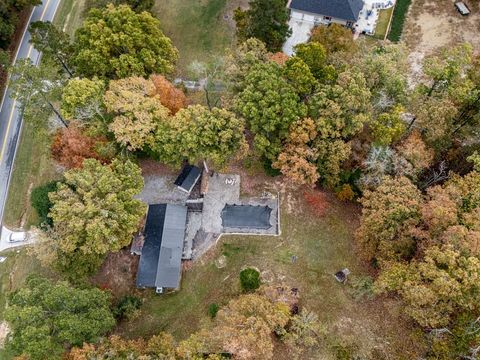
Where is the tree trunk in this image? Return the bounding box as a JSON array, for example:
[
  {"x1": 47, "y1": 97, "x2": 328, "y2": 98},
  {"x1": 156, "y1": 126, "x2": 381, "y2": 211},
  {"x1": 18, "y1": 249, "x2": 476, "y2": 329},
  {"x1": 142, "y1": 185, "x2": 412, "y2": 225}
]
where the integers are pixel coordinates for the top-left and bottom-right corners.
[{"x1": 48, "y1": 101, "x2": 68, "y2": 128}]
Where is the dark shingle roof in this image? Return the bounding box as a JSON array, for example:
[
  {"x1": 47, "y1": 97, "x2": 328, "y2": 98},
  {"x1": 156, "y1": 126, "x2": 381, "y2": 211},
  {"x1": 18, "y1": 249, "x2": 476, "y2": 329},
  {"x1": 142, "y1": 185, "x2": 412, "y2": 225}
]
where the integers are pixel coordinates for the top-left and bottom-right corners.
[
  {"x1": 136, "y1": 204, "x2": 166, "y2": 288},
  {"x1": 136, "y1": 204, "x2": 187, "y2": 290},
  {"x1": 174, "y1": 165, "x2": 201, "y2": 193},
  {"x1": 289, "y1": 0, "x2": 364, "y2": 21}
]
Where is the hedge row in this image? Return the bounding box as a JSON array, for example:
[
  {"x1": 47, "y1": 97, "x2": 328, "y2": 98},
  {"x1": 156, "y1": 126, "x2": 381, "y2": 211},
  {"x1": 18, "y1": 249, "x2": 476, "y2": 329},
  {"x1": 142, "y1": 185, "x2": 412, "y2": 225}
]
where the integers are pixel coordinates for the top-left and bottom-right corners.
[{"x1": 387, "y1": 0, "x2": 412, "y2": 42}]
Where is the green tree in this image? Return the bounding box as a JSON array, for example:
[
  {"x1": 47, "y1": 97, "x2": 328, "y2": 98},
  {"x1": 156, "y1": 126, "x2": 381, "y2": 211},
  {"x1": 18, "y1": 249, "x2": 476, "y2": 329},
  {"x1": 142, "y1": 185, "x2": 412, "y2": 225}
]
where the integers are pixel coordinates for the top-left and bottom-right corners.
[
  {"x1": 234, "y1": 61, "x2": 306, "y2": 160},
  {"x1": 282, "y1": 56, "x2": 317, "y2": 98},
  {"x1": 9, "y1": 58, "x2": 67, "y2": 127},
  {"x1": 48, "y1": 159, "x2": 145, "y2": 276},
  {"x1": 61, "y1": 77, "x2": 106, "y2": 120},
  {"x1": 30, "y1": 181, "x2": 58, "y2": 228},
  {"x1": 29, "y1": 21, "x2": 74, "y2": 76},
  {"x1": 224, "y1": 38, "x2": 269, "y2": 94},
  {"x1": 154, "y1": 105, "x2": 247, "y2": 167},
  {"x1": 375, "y1": 246, "x2": 480, "y2": 328},
  {"x1": 233, "y1": 0, "x2": 291, "y2": 52},
  {"x1": 309, "y1": 23, "x2": 357, "y2": 55},
  {"x1": 294, "y1": 42, "x2": 334, "y2": 82},
  {"x1": 104, "y1": 77, "x2": 170, "y2": 151},
  {"x1": 356, "y1": 176, "x2": 422, "y2": 263},
  {"x1": 73, "y1": 4, "x2": 178, "y2": 79},
  {"x1": 5, "y1": 275, "x2": 115, "y2": 360},
  {"x1": 370, "y1": 106, "x2": 406, "y2": 145}
]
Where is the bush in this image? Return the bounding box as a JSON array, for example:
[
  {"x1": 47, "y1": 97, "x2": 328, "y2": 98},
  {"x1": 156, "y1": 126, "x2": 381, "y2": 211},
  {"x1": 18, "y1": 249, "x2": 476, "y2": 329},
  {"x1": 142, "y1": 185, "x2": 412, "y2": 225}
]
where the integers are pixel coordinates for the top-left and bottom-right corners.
[
  {"x1": 387, "y1": 0, "x2": 412, "y2": 42},
  {"x1": 240, "y1": 268, "x2": 261, "y2": 292},
  {"x1": 114, "y1": 295, "x2": 142, "y2": 320},
  {"x1": 263, "y1": 158, "x2": 281, "y2": 177},
  {"x1": 30, "y1": 181, "x2": 58, "y2": 227},
  {"x1": 336, "y1": 184, "x2": 355, "y2": 201},
  {"x1": 208, "y1": 303, "x2": 220, "y2": 318}
]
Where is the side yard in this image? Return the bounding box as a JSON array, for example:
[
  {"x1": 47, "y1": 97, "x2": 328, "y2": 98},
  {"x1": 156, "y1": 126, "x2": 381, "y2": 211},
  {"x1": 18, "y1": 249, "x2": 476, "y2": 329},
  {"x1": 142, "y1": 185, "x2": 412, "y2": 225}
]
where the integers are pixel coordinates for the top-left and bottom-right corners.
[
  {"x1": 402, "y1": 0, "x2": 480, "y2": 54},
  {"x1": 153, "y1": 0, "x2": 246, "y2": 76},
  {"x1": 117, "y1": 187, "x2": 425, "y2": 358}
]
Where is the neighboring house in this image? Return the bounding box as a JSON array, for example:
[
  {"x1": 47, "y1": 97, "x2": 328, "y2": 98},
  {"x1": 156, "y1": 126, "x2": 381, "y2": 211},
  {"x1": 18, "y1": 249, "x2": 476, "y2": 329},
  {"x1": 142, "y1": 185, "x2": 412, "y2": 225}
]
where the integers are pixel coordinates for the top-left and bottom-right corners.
[
  {"x1": 136, "y1": 204, "x2": 187, "y2": 294},
  {"x1": 288, "y1": 0, "x2": 364, "y2": 28}
]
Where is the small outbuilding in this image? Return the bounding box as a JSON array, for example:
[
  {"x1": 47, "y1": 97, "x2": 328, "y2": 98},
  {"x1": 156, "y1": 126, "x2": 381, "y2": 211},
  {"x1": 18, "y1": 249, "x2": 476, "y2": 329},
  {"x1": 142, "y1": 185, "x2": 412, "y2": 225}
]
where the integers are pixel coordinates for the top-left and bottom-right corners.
[
  {"x1": 136, "y1": 204, "x2": 187, "y2": 293},
  {"x1": 174, "y1": 165, "x2": 201, "y2": 193}
]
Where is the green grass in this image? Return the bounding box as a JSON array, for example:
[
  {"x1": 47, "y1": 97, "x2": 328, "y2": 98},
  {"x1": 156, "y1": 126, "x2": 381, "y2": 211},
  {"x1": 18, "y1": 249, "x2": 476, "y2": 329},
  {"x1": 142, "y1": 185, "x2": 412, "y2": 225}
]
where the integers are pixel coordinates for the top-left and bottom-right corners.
[
  {"x1": 3, "y1": 122, "x2": 60, "y2": 229},
  {"x1": 374, "y1": 7, "x2": 394, "y2": 40},
  {"x1": 387, "y1": 0, "x2": 412, "y2": 42},
  {"x1": 117, "y1": 193, "x2": 425, "y2": 358},
  {"x1": 153, "y1": 0, "x2": 238, "y2": 76},
  {"x1": 53, "y1": 0, "x2": 87, "y2": 36}
]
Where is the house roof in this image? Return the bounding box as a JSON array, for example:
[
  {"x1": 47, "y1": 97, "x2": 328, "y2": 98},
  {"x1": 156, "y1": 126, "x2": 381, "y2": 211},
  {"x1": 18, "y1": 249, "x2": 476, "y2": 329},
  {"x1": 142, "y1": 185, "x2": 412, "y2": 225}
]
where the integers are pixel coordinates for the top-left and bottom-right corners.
[
  {"x1": 155, "y1": 204, "x2": 187, "y2": 289},
  {"x1": 289, "y1": 0, "x2": 364, "y2": 21},
  {"x1": 174, "y1": 165, "x2": 201, "y2": 193},
  {"x1": 136, "y1": 204, "x2": 166, "y2": 288},
  {"x1": 136, "y1": 204, "x2": 187, "y2": 289},
  {"x1": 221, "y1": 204, "x2": 273, "y2": 230}
]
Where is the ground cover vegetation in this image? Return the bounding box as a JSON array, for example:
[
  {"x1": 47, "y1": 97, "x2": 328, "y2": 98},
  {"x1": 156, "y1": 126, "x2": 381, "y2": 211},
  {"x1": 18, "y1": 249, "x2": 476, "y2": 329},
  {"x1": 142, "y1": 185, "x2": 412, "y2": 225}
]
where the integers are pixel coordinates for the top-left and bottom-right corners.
[{"x1": 2, "y1": 0, "x2": 480, "y2": 358}]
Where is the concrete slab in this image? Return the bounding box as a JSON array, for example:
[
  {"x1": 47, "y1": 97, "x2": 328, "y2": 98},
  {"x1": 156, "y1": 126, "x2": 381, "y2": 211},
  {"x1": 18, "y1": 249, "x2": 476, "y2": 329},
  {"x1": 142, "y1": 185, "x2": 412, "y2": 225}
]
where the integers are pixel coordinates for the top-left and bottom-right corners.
[
  {"x1": 137, "y1": 174, "x2": 189, "y2": 205},
  {"x1": 201, "y1": 173, "x2": 240, "y2": 233},
  {"x1": 0, "y1": 226, "x2": 34, "y2": 253},
  {"x1": 283, "y1": 17, "x2": 315, "y2": 55}
]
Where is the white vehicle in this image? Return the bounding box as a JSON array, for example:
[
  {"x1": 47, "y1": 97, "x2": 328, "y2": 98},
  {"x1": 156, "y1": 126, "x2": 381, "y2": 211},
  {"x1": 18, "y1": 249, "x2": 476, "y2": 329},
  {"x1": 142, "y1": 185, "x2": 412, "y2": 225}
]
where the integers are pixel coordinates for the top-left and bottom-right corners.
[{"x1": 9, "y1": 232, "x2": 28, "y2": 243}]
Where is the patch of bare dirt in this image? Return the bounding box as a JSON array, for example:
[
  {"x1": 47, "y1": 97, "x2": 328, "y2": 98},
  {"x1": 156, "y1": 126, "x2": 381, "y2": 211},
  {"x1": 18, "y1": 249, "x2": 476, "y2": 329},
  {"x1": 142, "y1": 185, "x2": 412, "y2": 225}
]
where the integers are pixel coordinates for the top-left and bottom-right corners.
[
  {"x1": 90, "y1": 249, "x2": 139, "y2": 299},
  {"x1": 139, "y1": 159, "x2": 178, "y2": 177},
  {"x1": 0, "y1": 321, "x2": 9, "y2": 349},
  {"x1": 404, "y1": 0, "x2": 480, "y2": 55}
]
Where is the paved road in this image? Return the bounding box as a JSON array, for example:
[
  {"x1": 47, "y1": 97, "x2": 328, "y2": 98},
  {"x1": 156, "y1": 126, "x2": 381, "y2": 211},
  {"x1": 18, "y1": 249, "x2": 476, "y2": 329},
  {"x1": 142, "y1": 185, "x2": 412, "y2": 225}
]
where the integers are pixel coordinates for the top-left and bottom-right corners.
[{"x1": 0, "y1": 0, "x2": 61, "y2": 224}]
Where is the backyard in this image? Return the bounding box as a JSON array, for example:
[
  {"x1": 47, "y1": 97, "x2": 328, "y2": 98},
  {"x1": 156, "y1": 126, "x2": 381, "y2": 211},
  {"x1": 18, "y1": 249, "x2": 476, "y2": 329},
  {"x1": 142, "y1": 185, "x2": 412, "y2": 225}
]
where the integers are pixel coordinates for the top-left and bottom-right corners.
[{"x1": 116, "y1": 185, "x2": 425, "y2": 358}]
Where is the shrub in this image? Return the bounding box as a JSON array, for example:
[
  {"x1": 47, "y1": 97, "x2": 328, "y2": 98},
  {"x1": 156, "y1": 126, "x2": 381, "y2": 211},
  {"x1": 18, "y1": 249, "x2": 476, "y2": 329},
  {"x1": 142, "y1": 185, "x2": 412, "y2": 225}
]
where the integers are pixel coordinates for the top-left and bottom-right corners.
[
  {"x1": 336, "y1": 184, "x2": 355, "y2": 201},
  {"x1": 30, "y1": 181, "x2": 58, "y2": 227},
  {"x1": 208, "y1": 303, "x2": 220, "y2": 318},
  {"x1": 387, "y1": 0, "x2": 412, "y2": 42},
  {"x1": 114, "y1": 295, "x2": 142, "y2": 320},
  {"x1": 240, "y1": 268, "x2": 261, "y2": 292}
]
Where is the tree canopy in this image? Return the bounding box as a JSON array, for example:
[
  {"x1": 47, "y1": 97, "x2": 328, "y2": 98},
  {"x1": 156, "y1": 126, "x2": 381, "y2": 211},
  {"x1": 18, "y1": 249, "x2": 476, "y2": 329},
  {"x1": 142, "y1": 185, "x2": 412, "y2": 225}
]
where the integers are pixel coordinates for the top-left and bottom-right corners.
[
  {"x1": 48, "y1": 159, "x2": 145, "y2": 276},
  {"x1": 234, "y1": 0, "x2": 291, "y2": 52},
  {"x1": 73, "y1": 4, "x2": 178, "y2": 79},
  {"x1": 5, "y1": 275, "x2": 115, "y2": 360}
]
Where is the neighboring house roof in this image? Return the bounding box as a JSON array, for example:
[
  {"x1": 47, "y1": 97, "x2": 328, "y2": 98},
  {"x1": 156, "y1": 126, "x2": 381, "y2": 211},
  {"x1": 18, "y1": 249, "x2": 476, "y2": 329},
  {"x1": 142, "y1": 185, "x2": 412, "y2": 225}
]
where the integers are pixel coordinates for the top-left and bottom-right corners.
[
  {"x1": 174, "y1": 165, "x2": 201, "y2": 193},
  {"x1": 289, "y1": 0, "x2": 364, "y2": 21},
  {"x1": 221, "y1": 204, "x2": 273, "y2": 230},
  {"x1": 136, "y1": 204, "x2": 187, "y2": 289}
]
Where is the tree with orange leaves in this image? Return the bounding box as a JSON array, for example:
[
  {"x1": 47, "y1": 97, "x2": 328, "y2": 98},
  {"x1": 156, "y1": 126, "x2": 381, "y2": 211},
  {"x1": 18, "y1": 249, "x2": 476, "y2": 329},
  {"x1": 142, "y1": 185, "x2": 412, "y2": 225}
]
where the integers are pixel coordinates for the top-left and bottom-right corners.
[
  {"x1": 273, "y1": 118, "x2": 319, "y2": 185},
  {"x1": 150, "y1": 74, "x2": 187, "y2": 114},
  {"x1": 51, "y1": 122, "x2": 110, "y2": 169}
]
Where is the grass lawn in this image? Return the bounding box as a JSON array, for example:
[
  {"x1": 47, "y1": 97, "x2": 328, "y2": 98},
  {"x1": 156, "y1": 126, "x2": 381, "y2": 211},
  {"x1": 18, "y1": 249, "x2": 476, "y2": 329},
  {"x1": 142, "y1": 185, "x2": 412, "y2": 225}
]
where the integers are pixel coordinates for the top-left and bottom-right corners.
[
  {"x1": 153, "y1": 0, "x2": 241, "y2": 76},
  {"x1": 374, "y1": 7, "x2": 394, "y2": 40},
  {"x1": 117, "y1": 189, "x2": 425, "y2": 358}
]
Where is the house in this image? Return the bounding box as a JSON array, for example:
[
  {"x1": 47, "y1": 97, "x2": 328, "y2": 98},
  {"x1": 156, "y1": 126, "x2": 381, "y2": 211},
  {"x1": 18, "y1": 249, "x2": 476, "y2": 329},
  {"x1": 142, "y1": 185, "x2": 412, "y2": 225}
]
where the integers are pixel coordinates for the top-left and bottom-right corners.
[
  {"x1": 288, "y1": 0, "x2": 364, "y2": 28},
  {"x1": 174, "y1": 164, "x2": 201, "y2": 194},
  {"x1": 136, "y1": 204, "x2": 187, "y2": 294}
]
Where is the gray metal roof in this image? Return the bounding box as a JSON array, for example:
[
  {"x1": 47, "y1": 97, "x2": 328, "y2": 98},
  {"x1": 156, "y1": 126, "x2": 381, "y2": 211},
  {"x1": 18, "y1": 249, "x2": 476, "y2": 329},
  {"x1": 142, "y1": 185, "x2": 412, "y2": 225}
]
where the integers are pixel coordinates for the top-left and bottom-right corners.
[
  {"x1": 155, "y1": 204, "x2": 187, "y2": 289},
  {"x1": 289, "y1": 0, "x2": 364, "y2": 21},
  {"x1": 136, "y1": 204, "x2": 187, "y2": 290}
]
